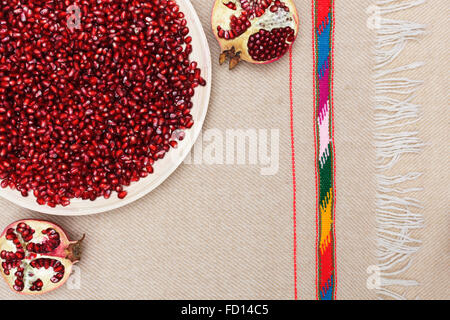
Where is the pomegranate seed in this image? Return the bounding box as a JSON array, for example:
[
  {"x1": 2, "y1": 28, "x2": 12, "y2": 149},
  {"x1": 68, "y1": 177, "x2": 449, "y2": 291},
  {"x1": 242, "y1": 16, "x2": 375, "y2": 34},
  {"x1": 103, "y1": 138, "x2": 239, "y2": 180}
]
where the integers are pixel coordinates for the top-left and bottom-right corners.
[{"x1": 117, "y1": 191, "x2": 128, "y2": 199}]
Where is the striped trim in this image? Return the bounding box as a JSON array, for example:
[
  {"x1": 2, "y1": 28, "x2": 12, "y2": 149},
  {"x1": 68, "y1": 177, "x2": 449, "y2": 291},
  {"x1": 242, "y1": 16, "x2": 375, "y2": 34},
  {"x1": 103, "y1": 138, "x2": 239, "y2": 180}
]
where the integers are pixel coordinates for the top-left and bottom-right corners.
[{"x1": 313, "y1": 0, "x2": 336, "y2": 300}]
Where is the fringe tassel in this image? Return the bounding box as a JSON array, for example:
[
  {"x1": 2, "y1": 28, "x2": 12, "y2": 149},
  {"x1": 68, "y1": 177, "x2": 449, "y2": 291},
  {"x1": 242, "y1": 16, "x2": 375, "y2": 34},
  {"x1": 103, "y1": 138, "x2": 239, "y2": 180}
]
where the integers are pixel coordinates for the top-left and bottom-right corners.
[{"x1": 374, "y1": 0, "x2": 425, "y2": 299}]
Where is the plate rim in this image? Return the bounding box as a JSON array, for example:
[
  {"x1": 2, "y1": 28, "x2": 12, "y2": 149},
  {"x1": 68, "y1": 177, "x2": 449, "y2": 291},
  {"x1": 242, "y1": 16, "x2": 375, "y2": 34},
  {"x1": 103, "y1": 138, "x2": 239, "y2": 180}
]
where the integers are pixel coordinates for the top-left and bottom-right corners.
[{"x1": 0, "y1": 0, "x2": 212, "y2": 216}]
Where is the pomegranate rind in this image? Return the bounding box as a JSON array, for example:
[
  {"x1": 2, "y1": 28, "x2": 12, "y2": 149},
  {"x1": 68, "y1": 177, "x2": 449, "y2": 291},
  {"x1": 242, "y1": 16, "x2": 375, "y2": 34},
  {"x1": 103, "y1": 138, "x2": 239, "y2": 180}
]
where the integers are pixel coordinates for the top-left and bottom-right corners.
[
  {"x1": 211, "y1": 0, "x2": 299, "y2": 64},
  {"x1": 0, "y1": 220, "x2": 79, "y2": 295}
]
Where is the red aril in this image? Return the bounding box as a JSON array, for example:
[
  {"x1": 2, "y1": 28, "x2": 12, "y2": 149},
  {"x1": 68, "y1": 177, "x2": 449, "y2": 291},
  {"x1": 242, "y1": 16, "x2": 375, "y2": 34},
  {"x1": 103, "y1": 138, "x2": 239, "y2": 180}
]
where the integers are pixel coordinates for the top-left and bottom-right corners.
[
  {"x1": 212, "y1": 0, "x2": 299, "y2": 69},
  {"x1": 0, "y1": 219, "x2": 84, "y2": 295}
]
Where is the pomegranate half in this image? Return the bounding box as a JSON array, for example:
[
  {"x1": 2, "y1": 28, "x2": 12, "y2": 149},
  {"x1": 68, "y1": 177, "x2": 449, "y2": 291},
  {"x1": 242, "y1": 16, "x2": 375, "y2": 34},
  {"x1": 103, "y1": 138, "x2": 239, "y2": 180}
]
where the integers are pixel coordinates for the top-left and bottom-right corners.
[
  {"x1": 0, "y1": 219, "x2": 83, "y2": 294},
  {"x1": 211, "y1": 0, "x2": 299, "y2": 69}
]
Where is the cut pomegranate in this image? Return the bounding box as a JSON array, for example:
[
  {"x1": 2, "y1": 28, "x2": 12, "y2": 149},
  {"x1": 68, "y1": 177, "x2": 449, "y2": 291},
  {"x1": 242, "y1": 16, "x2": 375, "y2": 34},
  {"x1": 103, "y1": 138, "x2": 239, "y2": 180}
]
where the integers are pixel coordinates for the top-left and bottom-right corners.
[
  {"x1": 0, "y1": 0, "x2": 206, "y2": 207},
  {"x1": 0, "y1": 219, "x2": 83, "y2": 295},
  {"x1": 212, "y1": 0, "x2": 299, "y2": 69}
]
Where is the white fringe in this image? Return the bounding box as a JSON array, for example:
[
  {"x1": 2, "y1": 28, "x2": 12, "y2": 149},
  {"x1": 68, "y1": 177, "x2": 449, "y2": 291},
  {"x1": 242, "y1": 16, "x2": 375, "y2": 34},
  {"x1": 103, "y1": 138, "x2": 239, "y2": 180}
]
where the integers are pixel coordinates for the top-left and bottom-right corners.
[{"x1": 373, "y1": 0, "x2": 425, "y2": 300}]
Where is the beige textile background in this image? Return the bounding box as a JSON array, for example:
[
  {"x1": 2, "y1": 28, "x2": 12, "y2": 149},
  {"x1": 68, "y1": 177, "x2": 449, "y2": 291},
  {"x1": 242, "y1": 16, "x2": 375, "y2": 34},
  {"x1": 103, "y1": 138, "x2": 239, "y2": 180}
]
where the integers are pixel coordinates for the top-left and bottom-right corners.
[{"x1": 0, "y1": 0, "x2": 447, "y2": 300}]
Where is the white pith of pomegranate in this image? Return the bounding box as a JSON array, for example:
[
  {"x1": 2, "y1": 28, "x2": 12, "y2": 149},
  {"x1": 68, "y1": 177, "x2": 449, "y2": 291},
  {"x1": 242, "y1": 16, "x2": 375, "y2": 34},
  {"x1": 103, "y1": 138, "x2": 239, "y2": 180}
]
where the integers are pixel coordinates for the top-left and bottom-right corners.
[
  {"x1": 0, "y1": 219, "x2": 83, "y2": 295},
  {"x1": 211, "y1": 0, "x2": 299, "y2": 68}
]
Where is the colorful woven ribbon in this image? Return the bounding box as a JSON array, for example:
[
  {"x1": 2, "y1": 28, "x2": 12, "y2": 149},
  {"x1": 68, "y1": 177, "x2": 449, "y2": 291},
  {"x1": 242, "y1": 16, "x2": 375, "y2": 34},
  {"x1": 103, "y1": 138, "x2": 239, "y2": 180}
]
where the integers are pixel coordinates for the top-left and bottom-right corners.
[{"x1": 313, "y1": 0, "x2": 336, "y2": 300}]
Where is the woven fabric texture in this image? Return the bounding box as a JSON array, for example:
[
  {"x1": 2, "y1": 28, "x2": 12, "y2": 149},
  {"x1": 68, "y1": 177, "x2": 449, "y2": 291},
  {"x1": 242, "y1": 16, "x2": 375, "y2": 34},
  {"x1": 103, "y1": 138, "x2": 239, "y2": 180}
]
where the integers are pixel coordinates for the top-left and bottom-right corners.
[{"x1": 0, "y1": 0, "x2": 447, "y2": 300}]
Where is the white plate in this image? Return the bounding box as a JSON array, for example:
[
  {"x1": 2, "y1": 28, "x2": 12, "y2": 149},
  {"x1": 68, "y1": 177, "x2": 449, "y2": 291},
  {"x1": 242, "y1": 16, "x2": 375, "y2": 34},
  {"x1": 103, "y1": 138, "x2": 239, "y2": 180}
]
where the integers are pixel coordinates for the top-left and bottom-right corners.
[{"x1": 0, "y1": 0, "x2": 212, "y2": 215}]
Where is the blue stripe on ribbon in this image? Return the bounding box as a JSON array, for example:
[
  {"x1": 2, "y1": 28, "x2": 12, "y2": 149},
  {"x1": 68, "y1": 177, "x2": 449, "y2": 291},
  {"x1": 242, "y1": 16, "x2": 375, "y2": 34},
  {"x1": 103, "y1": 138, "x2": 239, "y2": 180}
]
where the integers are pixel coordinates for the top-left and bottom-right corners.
[
  {"x1": 320, "y1": 275, "x2": 334, "y2": 300},
  {"x1": 317, "y1": 13, "x2": 331, "y2": 76}
]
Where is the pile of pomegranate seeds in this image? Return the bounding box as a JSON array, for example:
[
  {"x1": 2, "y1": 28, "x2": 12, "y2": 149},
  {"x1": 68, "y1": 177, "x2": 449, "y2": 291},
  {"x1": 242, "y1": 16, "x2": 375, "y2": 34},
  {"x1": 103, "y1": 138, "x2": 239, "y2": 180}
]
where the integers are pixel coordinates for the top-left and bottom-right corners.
[
  {"x1": 0, "y1": 0, "x2": 206, "y2": 207},
  {"x1": 248, "y1": 27, "x2": 295, "y2": 61}
]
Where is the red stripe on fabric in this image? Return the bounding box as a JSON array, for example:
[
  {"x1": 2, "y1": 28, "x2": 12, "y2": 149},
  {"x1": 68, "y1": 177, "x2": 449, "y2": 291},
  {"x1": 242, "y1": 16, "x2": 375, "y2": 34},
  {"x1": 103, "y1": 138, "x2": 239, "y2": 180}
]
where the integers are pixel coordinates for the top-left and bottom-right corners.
[
  {"x1": 319, "y1": 237, "x2": 334, "y2": 291},
  {"x1": 311, "y1": 0, "x2": 320, "y2": 300},
  {"x1": 330, "y1": 0, "x2": 337, "y2": 300},
  {"x1": 289, "y1": 47, "x2": 298, "y2": 300},
  {"x1": 316, "y1": 0, "x2": 332, "y2": 29}
]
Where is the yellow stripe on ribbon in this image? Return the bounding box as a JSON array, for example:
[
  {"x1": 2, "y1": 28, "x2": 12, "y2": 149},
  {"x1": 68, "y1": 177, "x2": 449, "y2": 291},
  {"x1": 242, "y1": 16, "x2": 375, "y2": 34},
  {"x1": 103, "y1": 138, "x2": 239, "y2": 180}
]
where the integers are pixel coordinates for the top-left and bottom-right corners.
[{"x1": 319, "y1": 188, "x2": 333, "y2": 254}]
